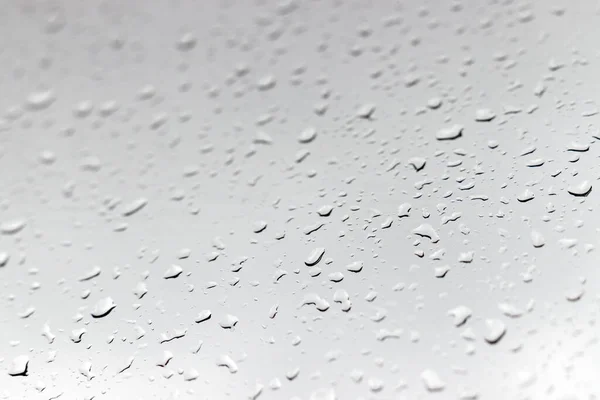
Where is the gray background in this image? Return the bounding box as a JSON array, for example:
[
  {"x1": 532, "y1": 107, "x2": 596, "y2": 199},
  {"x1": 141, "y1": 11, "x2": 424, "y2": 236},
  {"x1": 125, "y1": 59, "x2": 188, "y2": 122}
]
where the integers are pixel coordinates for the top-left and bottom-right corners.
[{"x1": 1, "y1": 0, "x2": 599, "y2": 399}]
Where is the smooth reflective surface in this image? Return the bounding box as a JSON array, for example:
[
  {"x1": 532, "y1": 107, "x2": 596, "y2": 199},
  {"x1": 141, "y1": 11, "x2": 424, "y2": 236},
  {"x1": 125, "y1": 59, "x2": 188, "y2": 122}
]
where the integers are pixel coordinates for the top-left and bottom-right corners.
[{"x1": 1, "y1": 1, "x2": 600, "y2": 399}]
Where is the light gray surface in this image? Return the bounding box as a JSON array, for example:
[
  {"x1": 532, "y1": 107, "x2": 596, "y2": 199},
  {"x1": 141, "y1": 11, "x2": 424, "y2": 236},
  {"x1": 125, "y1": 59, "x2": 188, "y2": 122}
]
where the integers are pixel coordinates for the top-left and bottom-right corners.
[{"x1": 1, "y1": 0, "x2": 599, "y2": 399}]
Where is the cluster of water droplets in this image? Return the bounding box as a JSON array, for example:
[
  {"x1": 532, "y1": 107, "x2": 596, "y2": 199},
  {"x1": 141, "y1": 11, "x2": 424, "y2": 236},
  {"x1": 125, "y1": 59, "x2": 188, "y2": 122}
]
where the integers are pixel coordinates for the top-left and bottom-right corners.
[{"x1": 1, "y1": 0, "x2": 599, "y2": 399}]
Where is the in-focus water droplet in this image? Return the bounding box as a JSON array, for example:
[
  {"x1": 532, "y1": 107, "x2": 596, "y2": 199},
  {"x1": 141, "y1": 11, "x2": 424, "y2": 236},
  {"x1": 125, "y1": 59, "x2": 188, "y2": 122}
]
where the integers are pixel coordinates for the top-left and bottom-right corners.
[
  {"x1": 91, "y1": 297, "x2": 116, "y2": 318},
  {"x1": 8, "y1": 355, "x2": 29, "y2": 376}
]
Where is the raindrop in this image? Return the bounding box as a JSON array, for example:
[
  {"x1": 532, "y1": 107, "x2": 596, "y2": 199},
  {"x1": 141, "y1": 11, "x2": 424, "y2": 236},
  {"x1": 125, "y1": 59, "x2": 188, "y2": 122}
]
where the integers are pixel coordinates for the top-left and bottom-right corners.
[
  {"x1": 253, "y1": 220, "x2": 268, "y2": 233},
  {"x1": 407, "y1": 157, "x2": 426, "y2": 171},
  {"x1": 195, "y1": 310, "x2": 212, "y2": 323},
  {"x1": 567, "y1": 180, "x2": 592, "y2": 197},
  {"x1": 0, "y1": 219, "x2": 26, "y2": 235},
  {"x1": 448, "y1": 306, "x2": 472, "y2": 327},
  {"x1": 566, "y1": 287, "x2": 584, "y2": 302},
  {"x1": 436, "y1": 124, "x2": 463, "y2": 140},
  {"x1": 8, "y1": 355, "x2": 29, "y2": 376},
  {"x1": 216, "y1": 355, "x2": 238, "y2": 373},
  {"x1": 133, "y1": 282, "x2": 148, "y2": 299},
  {"x1": 122, "y1": 197, "x2": 148, "y2": 217},
  {"x1": 79, "y1": 361, "x2": 94, "y2": 381},
  {"x1": 79, "y1": 266, "x2": 102, "y2": 281},
  {"x1": 219, "y1": 314, "x2": 239, "y2": 329},
  {"x1": 412, "y1": 224, "x2": 440, "y2": 243},
  {"x1": 298, "y1": 127, "x2": 317, "y2": 143},
  {"x1": 498, "y1": 303, "x2": 524, "y2": 318},
  {"x1": 91, "y1": 297, "x2": 116, "y2": 318},
  {"x1": 176, "y1": 32, "x2": 197, "y2": 51},
  {"x1": 517, "y1": 189, "x2": 535, "y2": 203},
  {"x1": 474, "y1": 108, "x2": 496, "y2": 122},
  {"x1": 318, "y1": 205, "x2": 333, "y2": 217},
  {"x1": 346, "y1": 261, "x2": 363, "y2": 272},
  {"x1": 420, "y1": 369, "x2": 445, "y2": 392},
  {"x1": 0, "y1": 252, "x2": 8, "y2": 267},
  {"x1": 531, "y1": 230, "x2": 545, "y2": 248},
  {"x1": 163, "y1": 265, "x2": 183, "y2": 279},
  {"x1": 398, "y1": 203, "x2": 412, "y2": 218},
  {"x1": 183, "y1": 368, "x2": 200, "y2": 381},
  {"x1": 484, "y1": 319, "x2": 506, "y2": 344},
  {"x1": 356, "y1": 103, "x2": 376, "y2": 119},
  {"x1": 25, "y1": 90, "x2": 55, "y2": 111},
  {"x1": 427, "y1": 97, "x2": 442, "y2": 109},
  {"x1": 70, "y1": 328, "x2": 86, "y2": 343},
  {"x1": 305, "y1": 247, "x2": 325, "y2": 266}
]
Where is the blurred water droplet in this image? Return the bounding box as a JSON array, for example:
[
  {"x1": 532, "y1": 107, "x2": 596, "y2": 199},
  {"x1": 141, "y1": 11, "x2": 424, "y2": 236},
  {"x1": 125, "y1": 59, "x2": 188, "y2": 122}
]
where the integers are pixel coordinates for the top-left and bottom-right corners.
[
  {"x1": 420, "y1": 369, "x2": 445, "y2": 392},
  {"x1": 26, "y1": 90, "x2": 55, "y2": 111},
  {"x1": 484, "y1": 319, "x2": 506, "y2": 344},
  {"x1": 436, "y1": 124, "x2": 463, "y2": 140}
]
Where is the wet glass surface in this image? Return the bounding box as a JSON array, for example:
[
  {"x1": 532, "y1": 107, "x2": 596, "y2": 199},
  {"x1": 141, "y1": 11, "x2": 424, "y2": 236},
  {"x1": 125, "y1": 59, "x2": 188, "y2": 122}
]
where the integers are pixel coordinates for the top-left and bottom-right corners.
[{"x1": 1, "y1": 1, "x2": 599, "y2": 399}]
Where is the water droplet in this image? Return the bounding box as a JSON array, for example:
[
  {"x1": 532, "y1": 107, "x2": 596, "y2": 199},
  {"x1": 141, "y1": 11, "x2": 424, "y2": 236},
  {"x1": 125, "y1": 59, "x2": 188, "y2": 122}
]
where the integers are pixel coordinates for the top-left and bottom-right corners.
[
  {"x1": 133, "y1": 282, "x2": 148, "y2": 299},
  {"x1": 219, "y1": 314, "x2": 239, "y2": 329},
  {"x1": 346, "y1": 261, "x2": 363, "y2": 273},
  {"x1": 436, "y1": 124, "x2": 463, "y2": 140},
  {"x1": 298, "y1": 127, "x2": 317, "y2": 143},
  {"x1": 195, "y1": 310, "x2": 212, "y2": 323},
  {"x1": 412, "y1": 224, "x2": 440, "y2": 243},
  {"x1": 176, "y1": 32, "x2": 197, "y2": 51},
  {"x1": 531, "y1": 230, "x2": 545, "y2": 248},
  {"x1": 305, "y1": 247, "x2": 325, "y2": 266},
  {"x1": 0, "y1": 219, "x2": 26, "y2": 235},
  {"x1": 183, "y1": 368, "x2": 199, "y2": 381},
  {"x1": 427, "y1": 97, "x2": 442, "y2": 109},
  {"x1": 474, "y1": 108, "x2": 496, "y2": 122},
  {"x1": 498, "y1": 303, "x2": 524, "y2": 318},
  {"x1": 8, "y1": 355, "x2": 29, "y2": 376},
  {"x1": 318, "y1": 205, "x2": 333, "y2": 217},
  {"x1": 79, "y1": 266, "x2": 102, "y2": 281},
  {"x1": 268, "y1": 304, "x2": 279, "y2": 319},
  {"x1": 122, "y1": 197, "x2": 148, "y2": 217},
  {"x1": 70, "y1": 328, "x2": 86, "y2": 343},
  {"x1": 18, "y1": 306, "x2": 35, "y2": 319},
  {"x1": 567, "y1": 180, "x2": 592, "y2": 197},
  {"x1": 26, "y1": 90, "x2": 55, "y2": 111},
  {"x1": 398, "y1": 203, "x2": 412, "y2": 218},
  {"x1": 566, "y1": 287, "x2": 584, "y2": 302},
  {"x1": 420, "y1": 369, "x2": 445, "y2": 392},
  {"x1": 253, "y1": 220, "x2": 268, "y2": 233},
  {"x1": 517, "y1": 189, "x2": 535, "y2": 202},
  {"x1": 256, "y1": 75, "x2": 276, "y2": 91},
  {"x1": 216, "y1": 355, "x2": 238, "y2": 373},
  {"x1": 0, "y1": 252, "x2": 9, "y2": 267},
  {"x1": 484, "y1": 319, "x2": 506, "y2": 344},
  {"x1": 41, "y1": 324, "x2": 55, "y2": 344},
  {"x1": 448, "y1": 306, "x2": 472, "y2": 326},
  {"x1": 91, "y1": 297, "x2": 116, "y2": 318},
  {"x1": 163, "y1": 264, "x2": 183, "y2": 279},
  {"x1": 407, "y1": 157, "x2": 426, "y2": 171},
  {"x1": 79, "y1": 361, "x2": 94, "y2": 380}
]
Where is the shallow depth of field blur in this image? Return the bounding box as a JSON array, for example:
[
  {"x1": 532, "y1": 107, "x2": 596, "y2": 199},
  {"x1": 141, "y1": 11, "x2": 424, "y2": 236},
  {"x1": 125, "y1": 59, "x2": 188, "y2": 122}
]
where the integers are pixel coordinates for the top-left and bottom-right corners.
[{"x1": 1, "y1": 1, "x2": 600, "y2": 399}]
